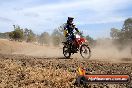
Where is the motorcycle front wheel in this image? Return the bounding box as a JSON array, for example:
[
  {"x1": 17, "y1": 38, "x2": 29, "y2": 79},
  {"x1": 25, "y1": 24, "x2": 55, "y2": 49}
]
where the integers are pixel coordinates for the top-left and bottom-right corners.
[{"x1": 80, "y1": 44, "x2": 91, "y2": 59}]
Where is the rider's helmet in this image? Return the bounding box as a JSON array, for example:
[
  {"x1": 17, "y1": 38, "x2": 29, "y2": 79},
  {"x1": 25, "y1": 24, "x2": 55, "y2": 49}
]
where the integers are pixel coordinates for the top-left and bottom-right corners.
[{"x1": 67, "y1": 17, "x2": 74, "y2": 25}]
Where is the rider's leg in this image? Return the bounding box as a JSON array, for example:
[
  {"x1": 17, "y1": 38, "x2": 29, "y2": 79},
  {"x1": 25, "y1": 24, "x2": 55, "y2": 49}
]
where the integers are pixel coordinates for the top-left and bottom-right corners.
[{"x1": 70, "y1": 34, "x2": 78, "y2": 52}]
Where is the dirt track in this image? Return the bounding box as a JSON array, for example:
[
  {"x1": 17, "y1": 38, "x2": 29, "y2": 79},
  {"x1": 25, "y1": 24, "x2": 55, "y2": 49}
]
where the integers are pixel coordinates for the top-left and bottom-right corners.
[{"x1": 0, "y1": 39, "x2": 132, "y2": 88}]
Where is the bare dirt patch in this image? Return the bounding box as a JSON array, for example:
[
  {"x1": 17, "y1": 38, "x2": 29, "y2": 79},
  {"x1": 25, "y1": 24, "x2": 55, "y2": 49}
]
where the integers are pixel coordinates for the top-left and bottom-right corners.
[{"x1": 0, "y1": 39, "x2": 132, "y2": 87}]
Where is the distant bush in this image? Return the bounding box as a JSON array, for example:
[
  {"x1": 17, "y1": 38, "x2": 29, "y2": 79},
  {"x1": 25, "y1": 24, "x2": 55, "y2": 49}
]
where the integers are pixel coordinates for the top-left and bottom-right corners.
[
  {"x1": 0, "y1": 32, "x2": 9, "y2": 39},
  {"x1": 9, "y1": 25, "x2": 36, "y2": 42},
  {"x1": 26, "y1": 35, "x2": 36, "y2": 42},
  {"x1": 38, "y1": 32, "x2": 50, "y2": 45},
  {"x1": 51, "y1": 29, "x2": 64, "y2": 46},
  {"x1": 24, "y1": 29, "x2": 36, "y2": 42},
  {"x1": 9, "y1": 29, "x2": 24, "y2": 41}
]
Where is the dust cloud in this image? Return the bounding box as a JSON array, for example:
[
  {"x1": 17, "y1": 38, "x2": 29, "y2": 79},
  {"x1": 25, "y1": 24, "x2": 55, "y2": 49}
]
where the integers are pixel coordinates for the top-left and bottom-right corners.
[
  {"x1": 0, "y1": 39, "x2": 131, "y2": 62},
  {"x1": 91, "y1": 39, "x2": 132, "y2": 62}
]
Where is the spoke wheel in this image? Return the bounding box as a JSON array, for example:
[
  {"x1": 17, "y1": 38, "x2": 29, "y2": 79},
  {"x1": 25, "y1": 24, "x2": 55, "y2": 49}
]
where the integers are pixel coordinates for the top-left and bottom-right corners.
[
  {"x1": 63, "y1": 46, "x2": 71, "y2": 58},
  {"x1": 80, "y1": 44, "x2": 91, "y2": 59}
]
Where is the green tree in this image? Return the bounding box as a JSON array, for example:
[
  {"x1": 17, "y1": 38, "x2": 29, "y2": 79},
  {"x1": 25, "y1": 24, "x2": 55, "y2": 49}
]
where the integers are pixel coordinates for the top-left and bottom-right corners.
[
  {"x1": 26, "y1": 29, "x2": 36, "y2": 42},
  {"x1": 9, "y1": 32, "x2": 14, "y2": 39},
  {"x1": 110, "y1": 28, "x2": 121, "y2": 39},
  {"x1": 38, "y1": 32, "x2": 50, "y2": 45},
  {"x1": 9, "y1": 25, "x2": 36, "y2": 42},
  {"x1": 122, "y1": 18, "x2": 132, "y2": 39},
  {"x1": 86, "y1": 35, "x2": 95, "y2": 46},
  {"x1": 110, "y1": 18, "x2": 132, "y2": 46},
  {"x1": 13, "y1": 29, "x2": 24, "y2": 41},
  {"x1": 51, "y1": 29, "x2": 64, "y2": 46},
  {"x1": 9, "y1": 25, "x2": 24, "y2": 41},
  {"x1": 22, "y1": 28, "x2": 36, "y2": 42}
]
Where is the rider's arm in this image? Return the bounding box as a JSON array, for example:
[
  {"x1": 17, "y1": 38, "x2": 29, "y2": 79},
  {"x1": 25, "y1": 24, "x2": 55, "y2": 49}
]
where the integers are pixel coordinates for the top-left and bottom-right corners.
[
  {"x1": 72, "y1": 24, "x2": 80, "y2": 33},
  {"x1": 63, "y1": 24, "x2": 69, "y2": 37},
  {"x1": 75, "y1": 27, "x2": 79, "y2": 33}
]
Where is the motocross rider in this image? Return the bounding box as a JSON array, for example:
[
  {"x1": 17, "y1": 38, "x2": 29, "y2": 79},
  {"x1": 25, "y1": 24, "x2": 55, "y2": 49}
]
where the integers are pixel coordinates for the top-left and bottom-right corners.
[{"x1": 64, "y1": 17, "x2": 80, "y2": 52}]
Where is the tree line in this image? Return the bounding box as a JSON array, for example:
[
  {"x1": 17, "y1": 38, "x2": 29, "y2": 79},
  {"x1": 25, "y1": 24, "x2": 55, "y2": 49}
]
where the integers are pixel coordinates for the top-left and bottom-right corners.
[
  {"x1": 110, "y1": 18, "x2": 132, "y2": 46},
  {"x1": 0, "y1": 25, "x2": 95, "y2": 46},
  {"x1": 1, "y1": 18, "x2": 131, "y2": 47}
]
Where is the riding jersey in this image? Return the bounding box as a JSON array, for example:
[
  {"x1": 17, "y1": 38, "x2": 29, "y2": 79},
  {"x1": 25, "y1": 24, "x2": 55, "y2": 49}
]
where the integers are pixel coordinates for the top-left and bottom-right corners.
[{"x1": 64, "y1": 23, "x2": 79, "y2": 37}]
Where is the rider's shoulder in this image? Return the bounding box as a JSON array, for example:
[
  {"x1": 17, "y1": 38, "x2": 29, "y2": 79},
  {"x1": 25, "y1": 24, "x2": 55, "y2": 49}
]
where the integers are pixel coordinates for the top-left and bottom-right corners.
[
  {"x1": 63, "y1": 23, "x2": 68, "y2": 26},
  {"x1": 72, "y1": 23, "x2": 76, "y2": 26}
]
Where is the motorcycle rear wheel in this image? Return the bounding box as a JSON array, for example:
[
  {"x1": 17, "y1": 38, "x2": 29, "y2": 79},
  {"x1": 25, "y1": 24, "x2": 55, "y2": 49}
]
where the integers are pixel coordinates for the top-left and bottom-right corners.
[{"x1": 63, "y1": 46, "x2": 71, "y2": 58}]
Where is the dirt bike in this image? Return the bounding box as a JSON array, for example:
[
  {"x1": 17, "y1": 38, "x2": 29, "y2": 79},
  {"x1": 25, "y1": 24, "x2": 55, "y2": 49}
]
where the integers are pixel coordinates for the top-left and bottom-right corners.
[{"x1": 62, "y1": 33, "x2": 91, "y2": 59}]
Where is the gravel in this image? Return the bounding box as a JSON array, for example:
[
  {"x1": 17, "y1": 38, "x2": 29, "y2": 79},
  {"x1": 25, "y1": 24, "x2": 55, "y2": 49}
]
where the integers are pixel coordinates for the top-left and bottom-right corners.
[{"x1": 0, "y1": 54, "x2": 132, "y2": 88}]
